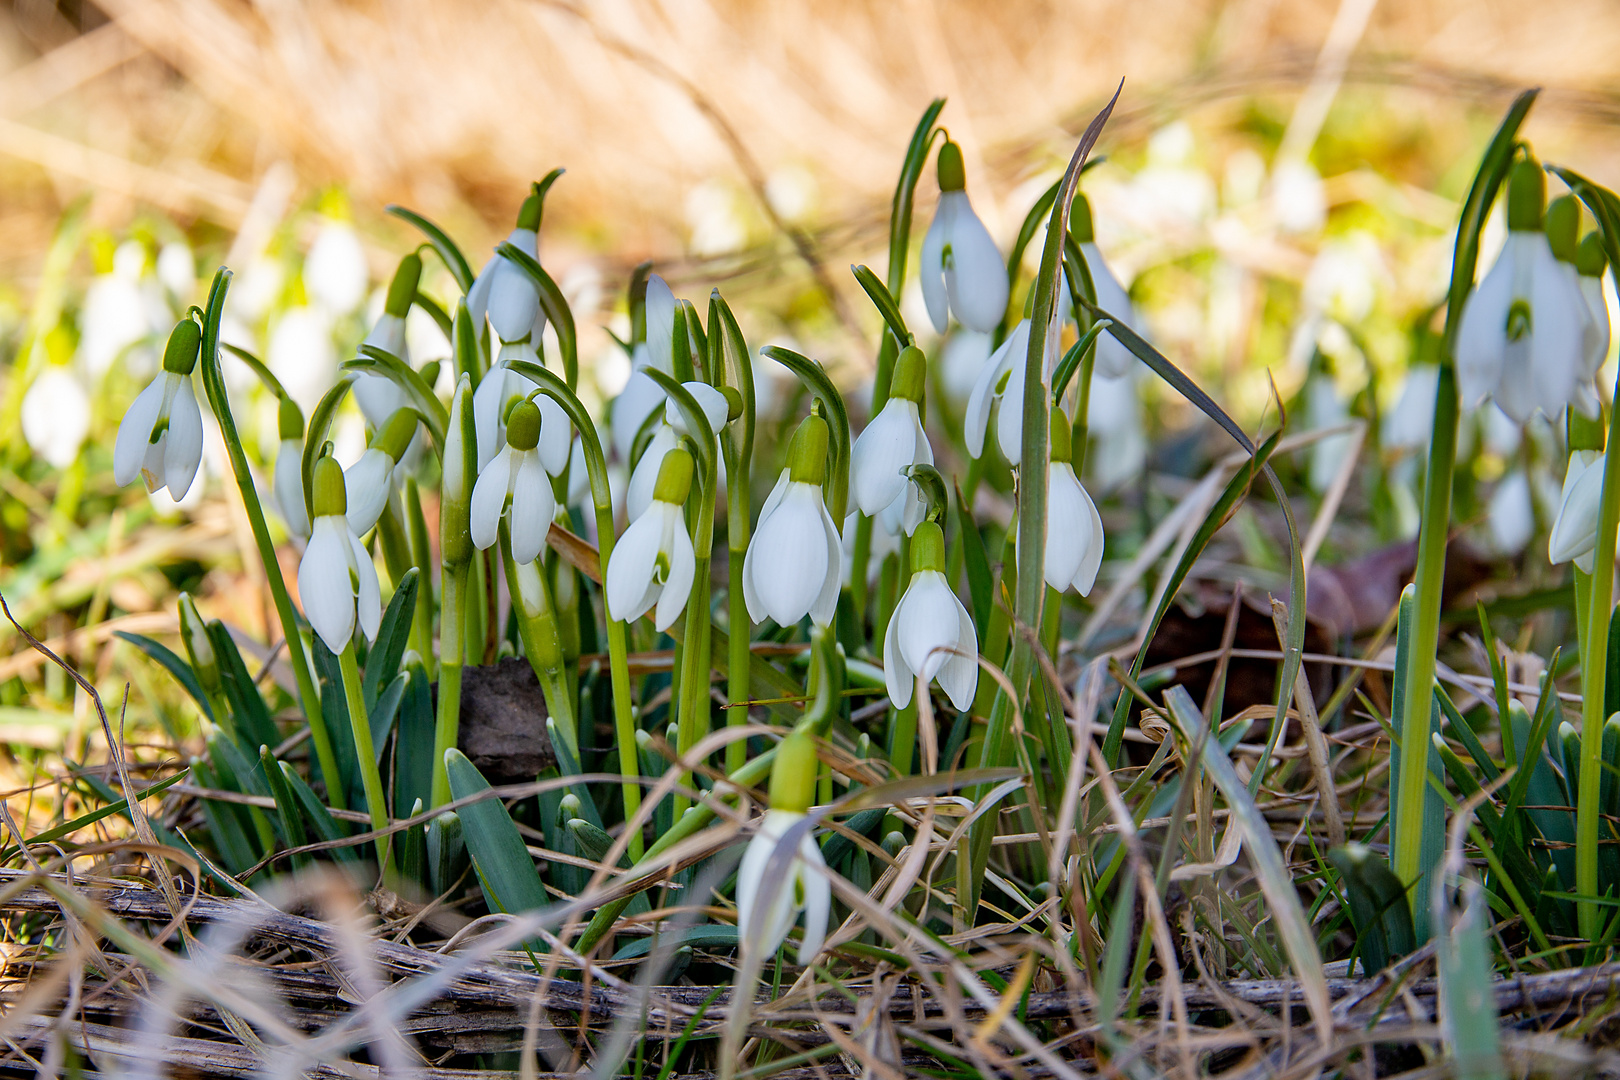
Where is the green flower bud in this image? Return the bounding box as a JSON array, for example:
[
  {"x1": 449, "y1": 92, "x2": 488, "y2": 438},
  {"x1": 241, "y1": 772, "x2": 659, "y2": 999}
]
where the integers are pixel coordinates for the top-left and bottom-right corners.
[
  {"x1": 177, "y1": 592, "x2": 220, "y2": 693},
  {"x1": 1068, "y1": 192, "x2": 1095, "y2": 245},
  {"x1": 653, "y1": 445, "x2": 695, "y2": 504},
  {"x1": 1578, "y1": 233, "x2": 1609, "y2": 278},
  {"x1": 558, "y1": 792, "x2": 582, "y2": 822},
  {"x1": 373, "y1": 408, "x2": 419, "y2": 461},
  {"x1": 1546, "y1": 195, "x2": 1580, "y2": 263},
  {"x1": 516, "y1": 186, "x2": 544, "y2": 231},
  {"x1": 889, "y1": 346, "x2": 927, "y2": 403},
  {"x1": 1049, "y1": 406, "x2": 1073, "y2": 464},
  {"x1": 1507, "y1": 158, "x2": 1545, "y2": 232},
  {"x1": 161, "y1": 318, "x2": 203, "y2": 375},
  {"x1": 1569, "y1": 406, "x2": 1607, "y2": 453},
  {"x1": 312, "y1": 455, "x2": 347, "y2": 518},
  {"x1": 786, "y1": 413, "x2": 830, "y2": 485},
  {"x1": 278, "y1": 396, "x2": 305, "y2": 441},
  {"x1": 418, "y1": 359, "x2": 442, "y2": 390},
  {"x1": 768, "y1": 730, "x2": 819, "y2": 814},
  {"x1": 722, "y1": 385, "x2": 745, "y2": 422},
  {"x1": 505, "y1": 398, "x2": 542, "y2": 451},
  {"x1": 385, "y1": 253, "x2": 422, "y2": 318},
  {"x1": 937, "y1": 140, "x2": 966, "y2": 193},
  {"x1": 910, "y1": 519, "x2": 946, "y2": 573}
]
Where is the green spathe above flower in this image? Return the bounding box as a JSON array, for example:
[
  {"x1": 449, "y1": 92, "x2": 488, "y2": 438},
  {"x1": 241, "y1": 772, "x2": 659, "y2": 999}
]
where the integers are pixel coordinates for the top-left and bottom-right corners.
[
  {"x1": 735, "y1": 731, "x2": 829, "y2": 963},
  {"x1": 920, "y1": 140, "x2": 1008, "y2": 335},
  {"x1": 345, "y1": 408, "x2": 418, "y2": 536},
  {"x1": 468, "y1": 186, "x2": 547, "y2": 345},
  {"x1": 470, "y1": 397, "x2": 558, "y2": 565},
  {"x1": 743, "y1": 413, "x2": 842, "y2": 628},
  {"x1": 626, "y1": 379, "x2": 730, "y2": 522},
  {"x1": 610, "y1": 274, "x2": 679, "y2": 463},
  {"x1": 274, "y1": 396, "x2": 309, "y2": 539},
  {"x1": 850, "y1": 346, "x2": 932, "y2": 530},
  {"x1": 1457, "y1": 158, "x2": 1590, "y2": 423},
  {"x1": 1045, "y1": 410, "x2": 1104, "y2": 595},
  {"x1": 605, "y1": 446, "x2": 696, "y2": 630},
  {"x1": 298, "y1": 455, "x2": 382, "y2": 653},
  {"x1": 113, "y1": 317, "x2": 205, "y2": 500},
  {"x1": 883, "y1": 520, "x2": 977, "y2": 710},
  {"x1": 1549, "y1": 448, "x2": 1606, "y2": 573}
]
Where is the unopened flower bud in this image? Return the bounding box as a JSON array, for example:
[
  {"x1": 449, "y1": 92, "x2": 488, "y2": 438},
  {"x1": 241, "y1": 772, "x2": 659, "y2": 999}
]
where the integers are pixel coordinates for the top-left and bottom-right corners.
[
  {"x1": 768, "y1": 730, "x2": 819, "y2": 814},
  {"x1": 937, "y1": 140, "x2": 966, "y2": 193},
  {"x1": 161, "y1": 317, "x2": 203, "y2": 376},
  {"x1": 1507, "y1": 158, "x2": 1546, "y2": 232},
  {"x1": 312, "y1": 455, "x2": 347, "y2": 518},
  {"x1": 385, "y1": 254, "x2": 422, "y2": 319}
]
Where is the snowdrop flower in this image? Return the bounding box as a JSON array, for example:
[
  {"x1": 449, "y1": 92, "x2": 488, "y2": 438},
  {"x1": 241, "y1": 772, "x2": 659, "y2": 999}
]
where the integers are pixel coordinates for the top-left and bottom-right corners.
[
  {"x1": 304, "y1": 215, "x2": 368, "y2": 316},
  {"x1": 268, "y1": 305, "x2": 336, "y2": 414},
  {"x1": 352, "y1": 254, "x2": 420, "y2": 428},
  {"x1": 156, "y1": 241, "x2": 196, "y2": 306},
  {"x1": 1576, "y1": 233, "x2": 1612, "y2": 376},
  {"x1": 1044, "y1": 411, "x2": 1104, "y2": 596},
  {"x1": 1383, "y1": 365, "x2": 1440, "y2": 457},
  {"x1": 273, "y1": 396, "x2": 309, "y2": 539},
  {"x1": 919, "y1": 140, "x2": 1008, "y2": 334},
  {"x1": 469, "y1": 398, "x2": 558, "y2": 566},
  {"x1": 605, "y1": 446, "x2": 697, "y2": 630},
  {"x1": 850, "y1": 346, "x2": 932, "y2": 534},
  {"x1": 1546, "y1": 198, "x2": 1608, "y2": 419},
  {"x1": 1270, "y1": 158, "x2": 1326, "y2": 234},
  {"x1": 1457, "y1": 159, "x2": 1589, "y2": 423},
  {"x1": 113, "y1": 317, "x2": 204, "y2": 500},
  {"x1": 964, "y1": 317, "x2": 1061, "y2": 464},
  {"x1": 78, "y1": 244, "x2": 156, "y2": 377},
  {"x1": 344, "y1": 408, "x2": 418, "y2": 536},
  {"x1": 883, "y1": 520, "x2": 977, "y2": 710},
  {"x1": 1086, "y1": 365, "x2": 1147, "y2": 491},
  {"x1": 610, "y1": 275, "x2": 678, "y2": 462},
  {"x1": 1069, "y1": 194, "x2": 1142, "y2": 379},
  {"x1": 940, "y1": 328, "x2": 993, "y2": 406},
  {"x1": 1305, "y1": 372, "x2": 1356, "y2": 494},
  {"x1": 735, "y1": 731, "x2": 829, "y2": 963},
  {"x1": 744, "y1": 412, "x2": 841, "y2": 628},
  {"x1": 298, "y1": 456, "x2": 381, "y2": 653},
  {"x1": 840, "y1": 509, "x2": 900, "y2": 587},
  {"x1": 22, "y1": 366, "x2": 90, "y2": 468},
  {"x1": 469, "y1": 188, "x2": 547, "y2": 347},
  {"x1": 474, "y1": 338, "x2": 572, "y2": 473},
  {"x1": 1550, "y1": 449, "x2": 1606, "y2": 572},
  {"x1": 1486, "y1": 468, "x2": 1536, "y2": 557},
  {"x1": 626, "y1": 380, "x2": 731, "y2": 522}
]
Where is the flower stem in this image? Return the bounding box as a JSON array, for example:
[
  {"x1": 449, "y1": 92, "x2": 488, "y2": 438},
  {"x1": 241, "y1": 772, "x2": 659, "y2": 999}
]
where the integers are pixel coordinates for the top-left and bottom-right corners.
[
  {"x1": 1577, "y1": 400, "x2": 1620, "y2": 940},
  {"x1": 431, "y1": 561, "x2": 467, "y2": 808},
  {"x1": 338, "y1": 640, "x2": 392, "y2": 878},
  {"x1": 403, "y1": 479, "x2": 436, "y2": 674},
  {"x1": 502, "y1": 531, "x2": 577, "y2": 757},
  {"x1": 673, "y1": 478, "x2": 716, "y2": 821},
  {"x1": 726, "y1": 547, "x2": 750, "y2": 775}
]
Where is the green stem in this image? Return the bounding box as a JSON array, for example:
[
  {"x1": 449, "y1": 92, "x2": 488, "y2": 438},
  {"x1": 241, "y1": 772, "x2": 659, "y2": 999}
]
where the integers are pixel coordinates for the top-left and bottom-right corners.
[
  {"x1": 431, "y1": 561, "x2": 467, "y2": 807},
  {"x1": 726, "y1": 548, "x2": 750, "y2": 775},
  {"x1": 1578, "y1": 404, "x2": 1620, "y2": 940},
  {"x1": 502, "y1": 532, "x2": 577, "y2": 755},
  {"x1": 404, "y1": 479, "x2": 436, "y2": 675},
  {"x1": 194, "y1": 270, "x2": 341, "y2": 809},
  {"x1": 674, "y1": 479, "x2": 716, "y2": 821},
  {"x1": 339, "y1": 641, "x2": 392, "y2": 877}
]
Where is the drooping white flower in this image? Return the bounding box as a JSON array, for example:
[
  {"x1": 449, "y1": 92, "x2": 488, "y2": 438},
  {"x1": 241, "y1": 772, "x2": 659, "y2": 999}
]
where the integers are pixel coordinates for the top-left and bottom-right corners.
[
  {"x1": 940, "y1": 328, "x2": 993, "y2": 406},
  {"x1": 1576, "y1": 233, "x2": 1612, "y2": 378},
  {"x1": 1457, "y1": 161, "x2": 1589, "y2": 423},
  {"x1": 735, "y1": 730, "x2": 828, "y2": 963},
  {"x1": 78, "y1": 241, "x2": 158, "y2": 378},
  {"x1": 474, "y1": 339, "x2": 572, "y2": 473},
  {"x1": 468, "y1": 188, "x2": 547, "y2": 346},
  {"x1": 268, "y1": 305, "x2": 336, "y2": 414},
  {"x1": 1486, "y1": 468, "x2": 1536, "y2": 557},
  {"x1": 304, "y1": 216, "x2": 368, "y2": 316},
  {"x1": 1068, "y1": 193, "x2": 1142, "y2": 379},
  {"x1": 297, "y1": 456, "x2": 382, "y2": 653},
  {"x1": 113, "y1": 318, "x2": 205, "y2": 501},
  {"x1": 273, "y1": 397, "x2": 309, "y2": 539},
  {"x1": 883, "y1": 520, "x2": 977, "y2": 710},
  {"x1": 344, "y1": 409, "x2": 419, "y2": 536},
  {"x1": 840, "y1": 510, "x2": 900, "y2": 588},
  {"x1": 850, "y1": 345, "x2": 931, "y2": 531},
  {"x1": 1270, "y1": 158, "x2": 1326, "y2": 235},
  {"x1": 469, "y1": 398, "x2": 558, "y2": 565},
  {"x1": 919, "y1": 140, "x2": 1008, "y2": 334},
  {"x1": 352, "y1": 255, "x2": 420, "y2": 428},
  {"x1": 743, "y1": 413, "x2": 841, "y2": 628},
  {"x1": 22, "y1": 366, "x2": 90, "y2": 468},
  {"x1": 964, "y1": 317, "x2": 1061, "y2": 465},
  {"x1": 610, "y1": 275, "x2": 679, "y2": 462},
  {"x1": 1550, "y1": 449, "x2": 1606, "y2": 572},
  {"x1": 1044, "y1": 412, "x2": 1104, "y2": 596},
  {"x1": 1086, "y1": 364, "x2": 1147, "y2": 491},
  {"x1": 626, "y1": 380, "x2": 730, "y2": 522},
  {"x1": 605, "y1": 447, "x2": 696, "y2": 630},
  {"x1": 1305, "y1": 373, "x2": 1356, "y2": 494},
  {"x1": 1547, "y1": 200, "x2": 1611, "y2": 419},
  {"x1": 1383, "y1": 365, "x2": 1441, "y2": 457}
]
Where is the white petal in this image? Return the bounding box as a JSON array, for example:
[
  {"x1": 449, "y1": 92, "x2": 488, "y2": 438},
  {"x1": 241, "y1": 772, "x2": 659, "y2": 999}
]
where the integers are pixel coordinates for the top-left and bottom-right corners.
[
  {"x1": 668, "y1": 381, "x2": 729, "y2": 435},
  {"x1": 466, "y1": 258, "x2": 496, "y2": 329},
  {"x1": 473, "y1": 366, "x2": 508, "y2": 472},
  {"x1": 1550, "y1": 452, "x2": 1605, "y2": 565},
  {"x1": 750, "y1": 483, "x2": 830, "y2": 627},
  {"x1": 162, "y1": 375, "x2": 204, "y2": 500},
  {"x1": 113, "y1": 376, "x2": 168, "y2": 487},
  {"x1": 936, "y1": 597, "x2": 980, "y2": 711},
  {"x1": 897, "y1": 571, "x2": 964, "y2": 683},
  {"x1": 919, "y1": 201, "x2": 951, "y2": 334},
  {"x1": 488, "y1": 259, "x2": 541, "y2": 343},
  {"x1": 275, "y1": 439, "x2": 310, "y2": 538},
  {"x1": 1044, "y1": 463, "x2": 1088, "y2": 591},
  {"x1": 1071, "y1": 476, "x2": 1106, "y2": 596},
  {"x1": 350, "y1": 530, "x2": 382, "y2": 642},
  {"x1": 653, "y1": 506, "x2": 696, "y2": 632},
  {"x1": 469, "y1": 446, "x2": 514, "y2": 551},
  {"x1": 299, "y1": 518, "x2": 356, "y2": 653},
  {"x1": 941, "y1": 191, "x2": 1009, "y2": 333},
  {"x1": 1455, "y1": 243, "x2": 1515, "y2": 411},
  {"x1": 345, "y1": 449, "x2": 394, "y2": 536},
  {"x1": 997, "y1": 349, "x2": 1030, "y2": 466},
  {"x1": 963, "y1": 327, "x2": 1018, "y2": 459},
  {"x1": 1529, "y1": 238, "x2": 1585, "y2": 419},
  {"x1": 610, "y1": 369, "x2": 665, "y2": 463},
  {"x1": 851, "y1": 399, "x2": 920, "y2": 515},
  {"x1": 644, "y1": 275, "x2": 677, "y2": 373},
  {"x1": 883, "y1": 588, "x2": 914, "y2": 709},
  {"x1": 808, "y1": 498, "x2": 843, "y2": 628},
  {"x1": 1581, "y1": 276, "x2": 1611, "y2": 374},
  {"x1": 736, "y1": 822, "x2": 797, "y2": 958},
  {"x1": 795, "y1": 835, "x2": 830, "y2": 963},
  {"x1": 509, "y1": 450, "x2": 557, "y2": 565},
  {"x1": 1082, "y1": 242, "x2": 1140, "y2": 379},
  {"x1": 627, "y1": 426, "x2": 678, "y2": 524},
  {"x1": 743, "y1": 470, "x2": 790, "y2": 624},
  {"x1": 534, "y1": 393, "x2": 573, "y2": 476},
  {"x1": 605, "y1": 507, "x2": 665, "y2": 624}
]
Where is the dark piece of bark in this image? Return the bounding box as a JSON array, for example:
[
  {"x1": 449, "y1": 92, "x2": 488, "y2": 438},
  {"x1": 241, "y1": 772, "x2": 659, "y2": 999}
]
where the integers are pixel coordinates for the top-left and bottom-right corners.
[{"x1": 448, "y1": 657, "x2": 554, "y2": 784}]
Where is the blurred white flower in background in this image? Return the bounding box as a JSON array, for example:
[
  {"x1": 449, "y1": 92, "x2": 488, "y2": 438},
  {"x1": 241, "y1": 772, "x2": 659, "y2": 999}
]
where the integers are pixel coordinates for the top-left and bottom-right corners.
[
  {"x1": 268, "y1": 305, "x2": 336, "y2": 413},
  {"x1": 939, "y1": 329, "x2": 992, "y2": 406},
  {"x1": 78, "y1": 241, "x2": 158, "y2": 378},
  {"x1": 1304, "y1": 233, "x2": 1386, "y2": 323},
  {"x1": 1270, "y1": 158, "x2": 1327, "y2": 234},
  {"x1": 22, "y1": 366, "x2": 91, "y2": 468},
  {"x1": 156, "y1": 242, "x2": 196, "y2": 307},
  {"x1": 1085, "y1": 365, "x2": 1146, "y2": 491},
  {"x1": 304, "y1": 217, "x2": 368, "y2": 316},
  {"x1": 687, "y1": 180, "x2": 747, "y2": 256},
  {"x1": 1127, "y1": 123, "x2": 1216, "y2": 231}
]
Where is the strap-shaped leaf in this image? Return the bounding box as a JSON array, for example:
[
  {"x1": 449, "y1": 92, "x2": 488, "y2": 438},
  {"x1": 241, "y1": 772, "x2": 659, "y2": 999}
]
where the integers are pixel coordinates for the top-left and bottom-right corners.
[
  {"x1": 887, "y1": 98, "x2": 946, "y2": 294},
  {"x1": 0, "y1": 771, "x2": 186, "y2": 862},
  {"x1": 363, "y1": 567, "x2": 419, "y2": 708},
  {"x1": 413, "y1": 290, "x2": 453, "y2": 340},
  {"x1": 445, "y1": 749, "x2": 549, "y2": 915},
  {"x1": 954, "y1": 480, "x2": 993, "y2": 634},
  {"x1": 221, "y1": 343, "x2": 287, "y2": 399},
  {"x1": 278, "y1": 759, "x2": 361, "y2": 864},
  {"x1": 494, "y1": 241, "x2": 578, "y2": 390},
  {"x1": 301, "y1": 377, "x2": 355, "y2": 523},
  {"x1": 346, "y1": 344, "x2": 449, "y2": 441},
  {"x1": 642, "y1": 367, "x2": 719, "y2": 486},
  {"x1": 260, "y1": 745, "x2": 311, "y2": 870},
  {"x1": 387, "y1": 205, "x2": 474, "y2": 292},
  {"x1": 113, "y1": 631, "x2": 213, "y2": 723},
  {"x1": 204, "y1": 620, "x2": 278, "y2": 751},
  {"x1": 851, "y1": 263, "x2": 910, "y2": 347},
  {"x1": 1327, "y1": 843, "x2": 1415, "y2": 973}
]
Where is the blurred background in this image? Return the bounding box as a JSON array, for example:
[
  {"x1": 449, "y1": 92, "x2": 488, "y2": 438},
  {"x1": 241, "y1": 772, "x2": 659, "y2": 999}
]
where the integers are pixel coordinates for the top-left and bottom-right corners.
[{"x1": 2, "y1": 0, "x2": 1620, "y2": 769}]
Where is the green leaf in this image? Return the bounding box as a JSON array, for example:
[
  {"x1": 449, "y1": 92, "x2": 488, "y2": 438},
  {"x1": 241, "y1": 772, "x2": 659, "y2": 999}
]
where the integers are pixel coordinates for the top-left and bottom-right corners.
[
  {"x1": 260, "y1": 746, "x2": 311, "y2": 870},
  {"x1": 1437, "y1": 877, "x2": 1505, "y2": 1080},
  {"x1": 369, "y1": 670, "x2": 408, "y2": 767},
  {"x1": 954, "y1": 480, "x2": 993, "y2": 634},
  {"x1": 494, "y1": 241, "x2": 578, "y2": 391},
  {"x1": 610, "y1": 924, "x2": 737, "y2": 961},
  {"x1": 398, "y1": 797, "x2": 427, "y2": 890},
  {"x1": 113, "y1": 632, "x2": 213, "y2": 723},
  {"x1": 758, "y1": 345, "x2": 852, "y2": 523},
  {"x1": 413, "y1": 290, "x2": 453, "y2": 340},
  {"x1": 393, "y1": 658, "x2": 436, "y2": 818},
  {"x1": 278, "y1": 759, "x2": 360, "y2": 865},
  {"x1": 428, "y1": 810, "x2": 465, "y2": 897},
  {"x1": 204, "y1": 620, "x2": 278, "y2": 751},
  {"x1": 301, "y1": 377, "x2": 355, "y2": 523},
  {"x1": 346, "y1": 345, "x2": 449, "y2": 443},
  {"x1": 0, "y1": 771, "x2": 186, "y2": 861},
  {"x1": 1327, "y1": 842, "x2": 1414, "y2": 973},
  {"x1": 364, "y1": 567, "x2": 419, "y2": 708},
  {"x1": 444, "y1": 749, "x2": 549, "y2": 915},
  {"x1": 851, "y1": 264, "x2": 910, "y2": 347},
  {"x1": 386, "y1": 205, "x2": 474, "y2": 293},
  {"x1": 887, "y1": 98, "x2": 947, "y2": 294}
]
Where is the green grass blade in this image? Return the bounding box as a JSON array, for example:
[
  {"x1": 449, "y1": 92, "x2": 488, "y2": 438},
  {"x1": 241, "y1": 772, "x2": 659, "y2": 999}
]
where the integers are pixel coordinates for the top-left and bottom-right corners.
[{"x1": 444, "y1": 749, "x2": 549, "y2": 915}]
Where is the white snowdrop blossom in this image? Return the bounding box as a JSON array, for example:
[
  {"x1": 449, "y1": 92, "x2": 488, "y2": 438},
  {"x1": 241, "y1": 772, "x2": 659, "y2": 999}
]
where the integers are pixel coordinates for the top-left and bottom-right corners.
[
  {"x1": 298, "y1": 456, "x2": 382, "y2": 653},
  {"x1": 626, "y1": 380, "x2": 729, "y2": 522},
  {"x1": 344, "y1": 409, "x2": 419, "y2": 536},
  {"x1": 883, "y1": 521, "x2": 977, "y2": 710},
  {"x1": 744, "y1": 413, "x2": 841, "y2": 628},
  {"x1": 273, "y1": 396, "x2": 310, "y2": 539},
  {"x1": 1068, "y1": 193, "x2": 1142, "y2": 379},
  {"x1": 113, "y1": 318, "x2": 205, "y2": 501},
  {"x1": 919, "y1": 140, "x2": 1008, "y2": 334},
  {"x1": 474, "y1": 338, "x2": 572, "y2": 474},
  {"x1": 605, "y1": 447, "x2": 697, "y2": 630},
  {"x1": 268, "y1": 305, "x2": 336, "y2": 413},
  {"x1": 1550, "y1": 449, "x2": 1606, "y2": 572},
  {"x1": 1457, "y1": 160, "x2": 1590, "y2": 423},
  {"x1": 610, "y1": 275, "x2": 679, "y2": 462},
  {"x1": 470, "y1": 398, "x2": 559, "y2": 565},
  {"x1": 964, "y1": 317, "x2": 1062, "y2": 464},
  {"x1": 735, "y1": 732, "x2": 828, "y2": 963},
  {"x1": 304, "y1": 217, "x2": 368, "y2": 316},
  {"x1": 469, "y1": 187, "x2": 547, "y2": 346},
  {"x1": 1044, "y1": 413, "x2": 1104, "y2": 596},
  {"x1": 940, "y1": 328, "x2": 993, "y2": 405},
  {"x1": 850, "y1": 346, "x2": 931, "y2": 533},
  {"x1": 22, "y1": 367, "x2": 91, "y2": 468},
  {"x1": 352, "y1": 255, "x2": 420, "y2": 428}
]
